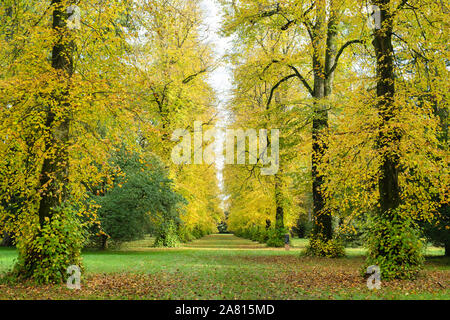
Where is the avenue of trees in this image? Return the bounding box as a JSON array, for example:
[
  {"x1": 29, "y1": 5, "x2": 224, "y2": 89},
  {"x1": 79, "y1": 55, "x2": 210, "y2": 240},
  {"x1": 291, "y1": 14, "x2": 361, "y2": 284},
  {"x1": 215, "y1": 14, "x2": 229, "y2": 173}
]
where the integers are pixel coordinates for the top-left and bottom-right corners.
[
  {"x1": 0, "y1": 0, "x2": 448, "y2": 283},
  {"x1": 222, "y1": 0, "x2": 448, "y2": 278}
]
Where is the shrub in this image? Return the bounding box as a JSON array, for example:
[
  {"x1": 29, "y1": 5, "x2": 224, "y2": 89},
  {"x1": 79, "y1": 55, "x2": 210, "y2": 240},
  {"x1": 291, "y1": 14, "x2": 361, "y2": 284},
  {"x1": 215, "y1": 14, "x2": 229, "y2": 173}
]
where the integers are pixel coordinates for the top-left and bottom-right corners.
[
  {"x1": 242, "y1": 228, "x2": 251, "y2": 239},
  {"x1": 249, "y1": 226, "x2": 260, "y2": 241},
  {"x1": 13, "y1": 206, "x2": 84, "y2": 284},
  {"x1": 217, "y1": 221, "x2": 228, "y2": 234},
  {"x1": 364, "y1": 213, "x2": 424, "y2": 280},
  {"x1": 305, "y1": 237, "x2": 345, "y2": 258},
  {"x1": 177, "y1": 226, "x2": 194, "y2": 243},
  {"x1": 266, "y1": 227, "x2": 288, "y2": 247},
  {"x1": 192, "y1": 226, "x2": 207, "y2": 239},
  {"x1": 154, "y1": 220, "x2": 180, "y2": 247},
  {"x1": 257, "y1": 228, "x2": 268, "y2": 243}
]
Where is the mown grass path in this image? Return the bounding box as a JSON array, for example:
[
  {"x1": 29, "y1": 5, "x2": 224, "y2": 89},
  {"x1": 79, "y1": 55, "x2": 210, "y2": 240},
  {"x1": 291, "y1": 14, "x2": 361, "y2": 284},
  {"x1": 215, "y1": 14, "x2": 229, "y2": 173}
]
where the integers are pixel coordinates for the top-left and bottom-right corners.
[{"x1": 0, "y1": 234, "x2": 448, "y2": 299}]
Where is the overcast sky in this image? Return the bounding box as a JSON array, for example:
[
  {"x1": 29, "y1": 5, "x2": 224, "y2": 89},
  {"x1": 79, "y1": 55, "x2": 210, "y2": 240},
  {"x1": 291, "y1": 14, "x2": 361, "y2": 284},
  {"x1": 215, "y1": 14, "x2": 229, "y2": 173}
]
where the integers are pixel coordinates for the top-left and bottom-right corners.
[{"x1": 200, "y1": 0, "x2": 233, "y2": 201}]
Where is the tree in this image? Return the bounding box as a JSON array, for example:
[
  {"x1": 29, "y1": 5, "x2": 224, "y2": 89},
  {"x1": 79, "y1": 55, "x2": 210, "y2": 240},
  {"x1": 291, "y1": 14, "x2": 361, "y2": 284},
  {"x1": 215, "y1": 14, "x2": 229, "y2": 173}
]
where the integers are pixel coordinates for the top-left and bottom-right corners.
[
  {"x1": 365, "y1": 0, "x2": 448, "y2": 278},
  {"x1": 318, "y1": 0, "x2": 447, "y2": 278},
  {"x1": 91, "y1": 148, "x2": 185, "y2": 249},
  {"x1": 221, "y1": 0, "x2": 367, "y2": 253},
  {"x1": 0, "y1": 0, "x2": 153, "y2": 283},
  {"x1": 11, "y1": 0, "x2": 81, "y2": 283}
]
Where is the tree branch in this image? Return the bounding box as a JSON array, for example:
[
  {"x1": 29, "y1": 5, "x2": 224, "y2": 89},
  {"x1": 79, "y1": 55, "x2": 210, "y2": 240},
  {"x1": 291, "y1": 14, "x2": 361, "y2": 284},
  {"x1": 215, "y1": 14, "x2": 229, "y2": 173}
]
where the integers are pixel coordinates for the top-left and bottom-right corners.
[
  {"x1": 261, "y1": 60, "x2": 313, "y2": 98},
  {"x1": 288, "y1": 65, "x2": 314, "y2": 96},
  {"x1": 396, "y1": 0, "x2": 410, "y2": 12},
  {"x1": 392, "y1": 33, "x2": 430, "y2": 61},
  {"x1": 182, "y1": 68, "x2": 207, "y2": 84},
  {"x1": 249, "y1": 4, "x2": 281, "y2": 23},
  {"x1": 266, "y1": 74, "x2": 297, "y2": 108},
  {"x1": 326, "y1": 40, "x2": 363, "y2": 78},
  {"x1": 280, "y1": 1, "x2": 315, "y2": 31}
]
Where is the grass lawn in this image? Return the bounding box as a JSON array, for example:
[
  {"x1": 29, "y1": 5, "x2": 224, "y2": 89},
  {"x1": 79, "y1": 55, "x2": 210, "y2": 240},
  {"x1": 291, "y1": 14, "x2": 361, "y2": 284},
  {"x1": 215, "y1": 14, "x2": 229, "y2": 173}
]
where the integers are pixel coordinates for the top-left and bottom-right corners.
[{"x1": 0, "y1": 234, "x2": 448, "y2": 300}]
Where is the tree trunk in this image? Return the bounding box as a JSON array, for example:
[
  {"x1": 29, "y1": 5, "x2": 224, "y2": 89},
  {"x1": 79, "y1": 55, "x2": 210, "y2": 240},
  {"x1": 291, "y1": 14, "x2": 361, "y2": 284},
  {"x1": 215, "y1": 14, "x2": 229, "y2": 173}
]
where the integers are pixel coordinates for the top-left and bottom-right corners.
[
  {"x1": 22, "y1": 0, "x2": 74, "y2": 279},
  {"x1": 37, "y1": 0, "x2": 73, "y2": 227},
  {"x1": 1, "y1": 232, "x2": 14, "y2": 247},
  {"x1": 100, "y1": 234, "x2": 108, "y2": 250},
  {"x1": 370, "y1": 1, "x2": 409, "y2": 269},
  {"x1": 269, "y1": 87, "x2": 285, "y2": 230},
  {"x1": 274, "y1": 172, "x2": 284, "y2": 229},
  {"x1": 311, "y1": 77, "x2": 332, "y2": 240},
  {"x1": 445, "y1": 242, "x2": 450, "y2": 257},
  {"x1": 310, "y1": 1, "x2": 337, "y2": 241},
  {"x1": 372, "y1": 0, "x2": 400, "y2": 216}
]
